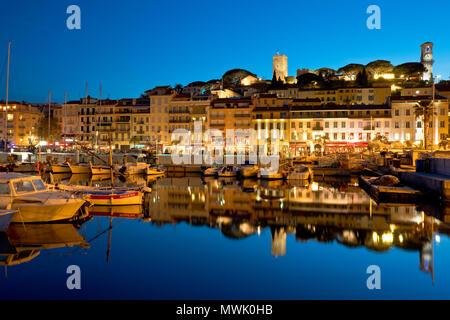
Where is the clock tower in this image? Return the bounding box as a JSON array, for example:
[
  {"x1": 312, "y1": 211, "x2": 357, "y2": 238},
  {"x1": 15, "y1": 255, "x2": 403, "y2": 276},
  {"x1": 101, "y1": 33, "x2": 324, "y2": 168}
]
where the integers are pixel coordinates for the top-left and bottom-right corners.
[{"x1": 420, "y1": 42, "x2": 434, "y2": 81}]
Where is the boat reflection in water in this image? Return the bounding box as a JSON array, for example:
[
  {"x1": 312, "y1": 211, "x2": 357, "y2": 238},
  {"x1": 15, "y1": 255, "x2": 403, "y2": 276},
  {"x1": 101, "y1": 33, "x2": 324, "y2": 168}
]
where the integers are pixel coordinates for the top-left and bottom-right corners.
[
  {"x1": 0, "y1": 223, "x2": 89, "y2": 267},
  {"x1": 87, "y1": 205, "x2": 143, "y2": 219},
  {"x1": 145, "y1": 176, "x2": 449, "y2": 281}
]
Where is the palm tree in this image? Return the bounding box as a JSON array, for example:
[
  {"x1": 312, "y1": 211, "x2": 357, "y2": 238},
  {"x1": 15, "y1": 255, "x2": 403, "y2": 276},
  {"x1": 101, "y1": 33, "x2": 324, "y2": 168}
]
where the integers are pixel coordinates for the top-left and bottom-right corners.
[{"x1": 414, "y1": 101, "x2": 435, "y2": 150}]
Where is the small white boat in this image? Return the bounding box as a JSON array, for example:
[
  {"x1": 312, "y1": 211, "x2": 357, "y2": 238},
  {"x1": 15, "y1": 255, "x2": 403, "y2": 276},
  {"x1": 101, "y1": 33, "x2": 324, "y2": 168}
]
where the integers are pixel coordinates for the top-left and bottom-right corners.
[
  {"x1": 146, "y1": 166, "x2": 166, "y2": 175},
  {"x1": 239, "y1": 165, "x2": 259, "y2": 179},
  {"x1": 51, "y1": 163, "x2": 71, "y2": 173},
  {"x1": 0, "y1": 173, "x2": 86, "y2": 223},
  {"x1": 287, "y1": 166, "x2": 313, "y2": 181},
  {"x1": 89, "y1": 162, "x2": 111, "y2": 175},
  {"x1": 218, "y1": 166, "x2": 238, "y2": 178},
  {"x1": 67, "y1": 162, "x2": 91, "y2": 174},
  {"x1": 203, "y1": 167, "x2": 220, "y2": 176}
]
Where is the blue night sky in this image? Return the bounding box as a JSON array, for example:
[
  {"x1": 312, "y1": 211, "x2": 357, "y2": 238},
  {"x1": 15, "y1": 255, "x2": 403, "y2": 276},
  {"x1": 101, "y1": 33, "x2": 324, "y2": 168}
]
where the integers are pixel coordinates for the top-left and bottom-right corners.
[{"x1": 0, "y1": 0, "x2": 449, "y2": 103}]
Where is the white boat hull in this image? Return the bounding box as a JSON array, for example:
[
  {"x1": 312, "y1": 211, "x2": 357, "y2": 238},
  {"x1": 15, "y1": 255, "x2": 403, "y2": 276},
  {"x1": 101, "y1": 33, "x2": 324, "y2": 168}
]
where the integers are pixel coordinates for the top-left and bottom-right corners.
[{"x1": 10, "y1": 198, "x2": 85, "y2": 223}]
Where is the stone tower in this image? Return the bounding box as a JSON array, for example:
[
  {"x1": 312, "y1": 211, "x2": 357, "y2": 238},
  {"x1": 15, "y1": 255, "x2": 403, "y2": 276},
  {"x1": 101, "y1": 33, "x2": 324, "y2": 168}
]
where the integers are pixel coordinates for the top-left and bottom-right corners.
[
  {"x1": 420, "y1": 42, "x2": 434, "y2": 81},
  {"x1": 273, "y1": 54, "x2": 288, "y2": 83}
]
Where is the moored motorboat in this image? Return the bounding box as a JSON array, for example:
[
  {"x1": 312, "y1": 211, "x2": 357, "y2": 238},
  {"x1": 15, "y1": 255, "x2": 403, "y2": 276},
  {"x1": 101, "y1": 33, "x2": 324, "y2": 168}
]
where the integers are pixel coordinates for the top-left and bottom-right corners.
[
  {"x1": 89, "y1": 162, "x2": 111, "y2": 175},
  {"x1": 51, "y1": 163, "x2": 71, "y2": 173},
  {"x1": 218, "y1": 166, "x2": 238, "y2": 178},
  {"x1": 0, "y1": 209, "x2": 17, "y2": 232},
  {"x1": 0, "y1": 173, "x2": 86, "y2": 223},
  {"x1": 12, "y1": 162, "x2": 36, "y2": 173},
  {"x1": 146, "y1": 166, "x2": 166, "y2": 175},
  {"x1": 287, "y1": 166, "x2": 313, "y2": 181},
  {"x1": 239, "y1": 165, "x2": 259, "y2": 179},
  {"x1": 67, "y1": 162, "x2": 91, "y2": 174},
  {"x1": 203, "y1": 167, "x2": 220, "y2": 177}
]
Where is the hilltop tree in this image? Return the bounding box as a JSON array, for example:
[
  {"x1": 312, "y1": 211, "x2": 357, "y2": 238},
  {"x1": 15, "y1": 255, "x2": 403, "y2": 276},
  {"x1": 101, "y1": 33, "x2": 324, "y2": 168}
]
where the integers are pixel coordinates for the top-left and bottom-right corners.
[
  {"x1": 356, "y1": 68, "x2": 370, "y2": 87},
  {"x1": 271, "y1": 70, "x2": 284, "y2": 88},
  {"x1": 337, "y1": 64, "x2": 365, "y2": 80},
  {"x1": 297, "y1": 73, "x2": 323, "y2": 89},
  {"x1": 394, "y1": 63, "x2": 426, "y2": 79},
  {"x1": 222, "y1": 69, "x2": 256, "y2": 87},
  {"x1": 365, "y1": 60, "x2": 394, "y2": 77},
  {"x1": 315, "y1": 68, "x2": 336, "y2": 81}
]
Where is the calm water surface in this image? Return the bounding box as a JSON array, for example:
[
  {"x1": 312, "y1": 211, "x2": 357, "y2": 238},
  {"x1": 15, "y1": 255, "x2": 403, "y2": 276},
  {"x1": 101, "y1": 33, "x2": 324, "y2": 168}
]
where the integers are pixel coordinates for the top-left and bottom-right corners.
[{"x1": 1, "y1": 173, "x2": 450, "y2": 299}]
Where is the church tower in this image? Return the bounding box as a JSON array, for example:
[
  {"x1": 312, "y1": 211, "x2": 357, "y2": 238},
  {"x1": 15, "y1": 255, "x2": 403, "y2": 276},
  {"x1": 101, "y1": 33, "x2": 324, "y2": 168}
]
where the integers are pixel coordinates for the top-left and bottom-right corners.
[
  {"x1": 420, "y1": 42, "x2": 434, "y2": 81},
  {"x1": 273, "y1": 53, "x2": 288, "y2": 83}
]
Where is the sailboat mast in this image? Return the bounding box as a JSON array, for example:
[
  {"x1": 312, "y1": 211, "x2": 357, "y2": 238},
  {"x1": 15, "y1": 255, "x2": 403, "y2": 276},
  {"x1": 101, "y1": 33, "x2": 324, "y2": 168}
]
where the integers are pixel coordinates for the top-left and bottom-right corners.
[
  {"x1": 4, "y1": 41, "x2": 10, "y2": 152},
  {"x1": 63, "y1": 91, "x2": 67, "y2": 136},
  {"x1": 48, "y1": 90, "x2": 51, "y2": 144}
]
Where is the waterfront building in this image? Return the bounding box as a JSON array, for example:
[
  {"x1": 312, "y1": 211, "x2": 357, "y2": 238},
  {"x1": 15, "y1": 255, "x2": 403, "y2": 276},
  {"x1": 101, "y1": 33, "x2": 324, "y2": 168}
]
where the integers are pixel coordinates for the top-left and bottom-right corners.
[
  {"x1": 77, "y1": 96, "x2": 99, "y2": 145},
  {"x1": 296, "y1": 87, "x2": 391, "y2": 105},
  {"x1": 145, "y1": 86, "x2": 176, "y2": 152},
  {"x1": 63, "y1": 99, "x2": 82, "y2": 138},
  {"x1": 0, "y1": 102, "x2": 41, "y2": 146},
  {"x1": 288, "y1": 103, "x2": 391, "y2": 154},
  {"x1": 168, "y1": 93, "x2": 210, "y2": 140},
  {"x1": 94, "y1": 99, "x2": 119, "y2": 148},
  {"x1": 268, "y1": 85, "x2": 299, "y2": 99},
  {"x1": 252, "y1": 98, "x2": 290, "y2": 155},
  {"x1": 391, "y1": 95, "x2": 448, "y2": 145}
]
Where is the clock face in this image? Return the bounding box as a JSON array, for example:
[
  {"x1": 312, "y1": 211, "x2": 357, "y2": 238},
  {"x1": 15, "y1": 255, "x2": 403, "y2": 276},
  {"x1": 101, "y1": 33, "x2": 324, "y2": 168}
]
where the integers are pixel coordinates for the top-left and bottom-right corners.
[{"x1": 424, "y1": 53, "x2": 432, "y2": 60}]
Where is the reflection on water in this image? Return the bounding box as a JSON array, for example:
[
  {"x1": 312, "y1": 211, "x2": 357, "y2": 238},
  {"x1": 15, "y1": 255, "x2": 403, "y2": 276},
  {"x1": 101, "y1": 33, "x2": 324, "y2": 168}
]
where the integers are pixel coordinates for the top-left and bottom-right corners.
[
  {"x1": 0, "y1": 223, "x2": 88, "y2": 268},
  {"x1": 2, "y1": 174, "x2": 450, "y2": 298},
  {"x1": 147, "y1": 176, "x2": 449, "y2": 281}
]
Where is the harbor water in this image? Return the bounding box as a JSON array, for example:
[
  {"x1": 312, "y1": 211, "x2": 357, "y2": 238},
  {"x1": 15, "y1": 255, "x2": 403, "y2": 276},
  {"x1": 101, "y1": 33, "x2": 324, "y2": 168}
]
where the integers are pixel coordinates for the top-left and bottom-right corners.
[{"x1": 1, "y1": 174, "x2": 450, "y2": 299}]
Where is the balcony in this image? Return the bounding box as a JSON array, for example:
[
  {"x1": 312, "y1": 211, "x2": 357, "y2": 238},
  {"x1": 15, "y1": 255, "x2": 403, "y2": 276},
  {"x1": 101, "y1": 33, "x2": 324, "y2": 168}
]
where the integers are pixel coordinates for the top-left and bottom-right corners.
[
  {"x1": 133, "y1": 109, "x2": 150, "y2": 114},
  {"x1": 169, "y1": 109, "x2": 190, "y2": 114},
  {"x1": 169, "y1": 119, "x2": 190, "y2": 123},
  {"x1": 116, "y1": 117, "x2": 131, "y2": 123},
  {"x1": 312, "y1": 126, "x2": 323, "y2": 131},
  {"x1": 115, "y1": 109, "x2": 132, "y2": 114},
  {"x1": 234, "y1": 114, "x2": 251, "y2": 118},
  {"x1": 363, "y1": 126, "x2": 375, "y2": 131},
  {"x1": 210, "y1": 123, "x2": 225, "y2": 128}
]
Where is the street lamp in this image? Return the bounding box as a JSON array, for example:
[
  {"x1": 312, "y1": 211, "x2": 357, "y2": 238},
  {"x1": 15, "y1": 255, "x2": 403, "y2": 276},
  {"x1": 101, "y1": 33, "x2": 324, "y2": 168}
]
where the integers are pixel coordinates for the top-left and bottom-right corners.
[{"x1": 431, "y1": 75, "x2": 441, "y2": 150}]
